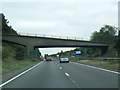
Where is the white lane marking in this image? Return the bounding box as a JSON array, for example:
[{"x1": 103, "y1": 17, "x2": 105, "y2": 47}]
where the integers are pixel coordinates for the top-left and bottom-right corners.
[
  {"x1": 0, "y1": 61, "x2": 43, "y2": 88},
  {"x1": 71, "y1": 62, "x2": 120, "y2": 74},
  {"x1": 65, "y1": 73, "x2": 69, "y2": 77},
  {"x1": 60, "y1": 67, "x2": 62, "y2": 69},
  {"x1": 72, "y1": 81, "x2": 76, "y2": 83}
]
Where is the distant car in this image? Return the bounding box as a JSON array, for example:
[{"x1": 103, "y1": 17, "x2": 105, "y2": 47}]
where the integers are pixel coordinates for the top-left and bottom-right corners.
[
  {"x1": 60, "y1": 57, "x2": 69, "y2": 63},
  {"x1": 46, "y1": 57, "x2": 52, "y2": 61}
]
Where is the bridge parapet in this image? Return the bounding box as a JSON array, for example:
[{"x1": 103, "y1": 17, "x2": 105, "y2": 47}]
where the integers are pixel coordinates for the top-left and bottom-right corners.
[{"x1": 18, "y1": 32, "x2": 90, "y2": 41}]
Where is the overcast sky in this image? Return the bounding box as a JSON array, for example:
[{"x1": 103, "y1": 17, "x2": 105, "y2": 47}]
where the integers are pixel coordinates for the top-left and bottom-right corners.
[{"x1": 1, "y1": 0, "x2": 119, "y2": 55}]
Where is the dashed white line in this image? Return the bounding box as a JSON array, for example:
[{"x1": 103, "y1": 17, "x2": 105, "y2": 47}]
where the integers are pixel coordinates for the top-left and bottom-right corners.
[
  {"x1": 60, "y1": 67, "x2": 62, "y2": 69},
  {"x1": 57, "y1": 64, "x2": 59, "y2": 67},
  {"x1": 0, "y1": 61, "x2": 43, "y2": 88},
  {"x1": 65, "y1": 73, "x2": 70, "y2": 77}
]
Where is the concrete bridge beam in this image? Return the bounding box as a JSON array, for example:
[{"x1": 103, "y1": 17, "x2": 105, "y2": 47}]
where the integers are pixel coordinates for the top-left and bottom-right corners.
[
  {"x1": 26, "y1": 45, "x2": 34, "y2": 51},
  {"x1": 2, "y1": 35, "x2": 109, "y2": 56}
]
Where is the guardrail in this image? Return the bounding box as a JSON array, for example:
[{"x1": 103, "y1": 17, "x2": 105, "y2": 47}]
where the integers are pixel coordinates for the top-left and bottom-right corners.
[{"x1": 18, "y1": 32, "x2": 90, "y2": 41}]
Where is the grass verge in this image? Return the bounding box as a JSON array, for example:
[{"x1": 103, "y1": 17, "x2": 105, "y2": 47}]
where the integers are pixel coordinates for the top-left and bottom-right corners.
[
  {"x1": 2, "y1": 57, "x2": 42, "y2": 75},
  {"x1": 69, "y1": 57, "x2": 120, "y2": 71}
]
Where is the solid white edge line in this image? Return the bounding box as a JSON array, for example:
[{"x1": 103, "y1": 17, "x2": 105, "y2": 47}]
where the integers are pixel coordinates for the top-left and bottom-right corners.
[
  {"x1": 65, "y1": 73, "x2": 69, "y2": 76},
  {"x1": 0, "y1": 61, "x2": 43, "y2": 88},
  {"x1": 71, "y1": 62, "x2": 120, "y2": 74}
]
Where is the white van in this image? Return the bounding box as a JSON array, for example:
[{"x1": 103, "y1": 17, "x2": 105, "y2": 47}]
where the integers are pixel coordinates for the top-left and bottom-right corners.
[{"x1": 60, "y1": 57, "x2": 69, "y2": 63}]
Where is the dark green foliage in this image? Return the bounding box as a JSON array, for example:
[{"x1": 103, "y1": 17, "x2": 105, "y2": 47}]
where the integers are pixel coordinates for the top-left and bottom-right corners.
[
  {"x1": 86, "y1": 48, "x2": 101, "y2": 57},
  {"x1": 115, "y1": 30, "x2": 120, "y2": 57},
  {"x1": 50, "y1": 25, "x2": 118, "y2": 57},
  {"x1": 2, "y1": 42, "x2": 27, "y2": 60},
  {"x1": 90, "y1": 25, "x2": 117, "y2": 43},
  {"x1": 1, "y1": 13, "x2": 28, "y2": 60},
  {"x1": 1, "y1": 13, "x2": 18, "y2": 35},
  {"x1": 2, "y1": 47, "x2": 10, "y2": 60},
  {"x1": 2, "y1": 42, "x2": 13, "y2": 60},
  {"x1": 35, "y1": 48, "x2": 41, "y2": 57},
  {"x1": 15, "y1": 46, "x2": 27, "y2": 60},
  {"x1": 117, "y1": 30, "x2": 120, "y2": 56},
  {"x1": 90, "y1": 25, "x2": 118, "y2": 57}
]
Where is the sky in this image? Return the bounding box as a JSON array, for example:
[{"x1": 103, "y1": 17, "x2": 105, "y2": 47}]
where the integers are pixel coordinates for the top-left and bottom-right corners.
[{"x1": 0, "y1": 0, "x2": 119, "y2": 55}]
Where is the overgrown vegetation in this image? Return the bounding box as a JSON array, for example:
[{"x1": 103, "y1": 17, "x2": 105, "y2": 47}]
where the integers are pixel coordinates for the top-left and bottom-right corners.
[
  {"x1": 2, "y1": 42, "x2": 42, "y2": 75},
  {"x1": 2, "y1": 42, "x2": 27, "y2": 61},
  {"x1": 2, "y1": 13, "x2": 17, "y2": 35},
  {"x1": 69, "y1": 58, "x2": 119, "y2": 71},
  {"x1": 89, "y1": 25, "x2": 119, "y2": 57},
  {"x1": 51, "y1": 25, "x2": 119, "y2": 57},
  {"x1": 2, "y1": 57, "x2": 41, "y2": 75},
  {"x1": 90, "y1": 25, "x2": 117, "y2": 43},
  {"x1": 1, "y1": 13, "x2": 42, "y2": 75}
]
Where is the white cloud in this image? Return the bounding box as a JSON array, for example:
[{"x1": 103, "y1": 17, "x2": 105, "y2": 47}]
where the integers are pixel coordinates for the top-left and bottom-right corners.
[
  {"x1": 0, "y1": 0, "x2": 119, "y2": 3},
  {"x1": 1, "y1": 1, "x2": 118, "y2": 55},
  {"x1": 18, "y1": 21, "x2": 58, "y2": 28}
]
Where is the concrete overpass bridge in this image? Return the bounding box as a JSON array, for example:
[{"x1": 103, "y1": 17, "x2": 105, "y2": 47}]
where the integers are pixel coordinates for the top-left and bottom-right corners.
[{"x1": 2, "y1": 33, "x2": 109, "y2": 55}]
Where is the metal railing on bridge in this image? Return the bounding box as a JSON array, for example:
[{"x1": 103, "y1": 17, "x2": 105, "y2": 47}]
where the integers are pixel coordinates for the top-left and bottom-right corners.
[{"x1": 18, "y1": 32, "x2": 90, "y2": 41}]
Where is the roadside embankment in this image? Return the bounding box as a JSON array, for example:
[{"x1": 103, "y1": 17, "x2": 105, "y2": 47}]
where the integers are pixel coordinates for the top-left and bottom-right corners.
[
  {"x1": 69, "y1": 57, "x2": 120, "y2": 72},
  {"x1": 2, "y1": 57, "x2": 42, "y2": 83}
]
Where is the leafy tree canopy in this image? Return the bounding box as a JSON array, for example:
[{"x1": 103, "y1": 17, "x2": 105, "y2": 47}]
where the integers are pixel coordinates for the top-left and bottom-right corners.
[
  {"x1": 90, "y1": 25, "x2": 117, "y2": 43},
  {"x1": 1, "y1": 13, "x2": 18, "y2": 35}
]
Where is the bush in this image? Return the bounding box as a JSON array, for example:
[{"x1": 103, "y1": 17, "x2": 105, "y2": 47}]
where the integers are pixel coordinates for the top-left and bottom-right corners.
[
  {"x1": 15, "y1": 46, "x2": 27, "y2": 60},
  {"x1": 2, "y1": 47, "x2": 10, "y2": 60}
]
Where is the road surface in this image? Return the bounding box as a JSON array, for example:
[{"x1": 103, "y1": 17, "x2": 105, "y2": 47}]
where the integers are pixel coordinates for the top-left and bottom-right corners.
[{"x1": 2, "y1": 59, "x2": 119, "y2": 88}]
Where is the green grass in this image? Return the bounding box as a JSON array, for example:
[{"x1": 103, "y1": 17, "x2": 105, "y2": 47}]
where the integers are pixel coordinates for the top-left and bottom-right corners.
[
  {"x1": 2, "y1": 57, "x2": 42, "y2": 75},
  {"x1": 69, "y1": 58, "x2": 119, "y2": 71},
  {"x1": 2, "y1": 42, "x2": 42, "y2": 75},
  {"x1": 0, "y1": 61, "x2": 2, "y2": 76}
]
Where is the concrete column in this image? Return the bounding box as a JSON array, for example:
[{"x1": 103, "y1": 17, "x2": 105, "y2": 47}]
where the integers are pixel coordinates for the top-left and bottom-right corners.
[
  {"x1": 26, "y1": 45, "x2": 34, "y2": 51},
  {"x1": 26, "y1": 45, "x2": 38, "y2": 56},
  {"x1": 100, "y1": 47, "x2": 108, "y2": 56},
  {"x1": 84, "y1": 48, "x2": 87, "y2": 56}
]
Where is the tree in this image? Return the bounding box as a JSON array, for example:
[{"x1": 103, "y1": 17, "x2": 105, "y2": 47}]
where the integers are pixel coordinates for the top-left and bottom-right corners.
[
  {"x1": 90, "y1": 25, "x2": 117, "y2": 43},
  {"x1": 2, "y1": 47, "x2": 10, "y2": 60},
  {"x1": 15, "y1": 46, "x2": 27, "y2": 60},
  {"x1": 1, "y1": 13, "x2": 18, "y2": 35},
  {"x1": 90, "y1": 25, "x2": 117, "y2": 57},
  {"x1": 115, "y1": 30, "x2": 120, "y2": 56}
]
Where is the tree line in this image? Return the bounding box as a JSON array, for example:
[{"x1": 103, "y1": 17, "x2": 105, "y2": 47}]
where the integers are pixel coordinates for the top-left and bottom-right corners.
[
  {"x1": 90, "y1": 25, "x2": 119, "y2": 57},
  {"x1": 50, "y1": 25, "x2": 119, "y2": 57}
]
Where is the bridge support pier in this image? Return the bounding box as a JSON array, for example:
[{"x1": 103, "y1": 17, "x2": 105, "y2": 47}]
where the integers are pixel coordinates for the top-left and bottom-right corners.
[
  {"x1": 100, "y1": 47, "x2": 108, "y2": 56},
  {"x1": 26, "y1": 45, "x2": 36, "y2": 56},
  {"x1": 26, "y1": 45, "x2": 39, "y2": 57},
  {"x1": 26, "y1": 45, "x2": 34, "y2": 51}
]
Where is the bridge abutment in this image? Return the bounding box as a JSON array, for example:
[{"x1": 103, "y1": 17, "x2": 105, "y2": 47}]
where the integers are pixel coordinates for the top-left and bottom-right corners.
[
  {"x1": 100, "y1": 47, "x2": 108, "y2": 56},
  {"x1": 26, "y1": 45, "x2": 34, "y2": 51},
  {"x1": 26, "y1": 45, "x2": 39, "y2": 56}
]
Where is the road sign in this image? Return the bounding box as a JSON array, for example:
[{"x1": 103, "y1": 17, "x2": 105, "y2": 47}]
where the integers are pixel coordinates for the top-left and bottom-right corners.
[{"x1": 28, "y1": 50, "x2": 38, "y2": 56}]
